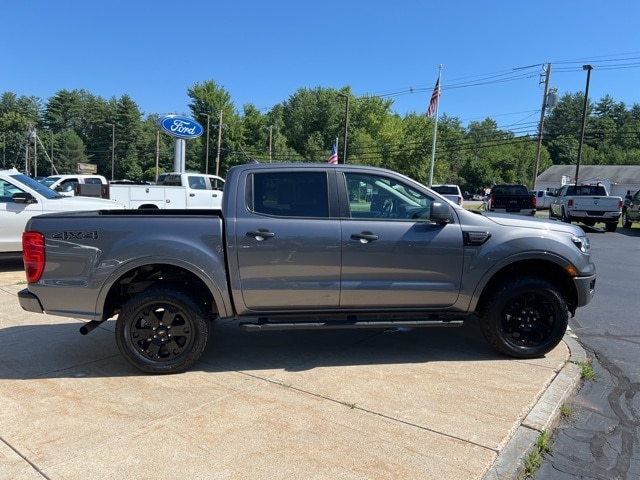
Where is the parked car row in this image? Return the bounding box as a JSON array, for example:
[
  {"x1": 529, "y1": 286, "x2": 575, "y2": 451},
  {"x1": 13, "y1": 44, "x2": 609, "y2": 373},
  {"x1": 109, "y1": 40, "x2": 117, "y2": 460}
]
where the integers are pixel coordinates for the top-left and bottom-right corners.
[{"x1": 0, "y1": 169, "x2": 124, "y2": 255}]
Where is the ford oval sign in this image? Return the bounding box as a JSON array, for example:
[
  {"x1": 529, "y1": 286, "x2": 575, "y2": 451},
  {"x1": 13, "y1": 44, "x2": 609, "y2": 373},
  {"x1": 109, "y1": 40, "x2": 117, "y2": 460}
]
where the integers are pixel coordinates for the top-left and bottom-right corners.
[{"x1": 158, "y1": 115, "x2": 204, "y2": 139}]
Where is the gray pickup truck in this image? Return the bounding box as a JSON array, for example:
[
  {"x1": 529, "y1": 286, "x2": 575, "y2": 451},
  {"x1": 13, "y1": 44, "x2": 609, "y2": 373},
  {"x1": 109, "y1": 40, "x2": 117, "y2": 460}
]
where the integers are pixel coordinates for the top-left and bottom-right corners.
[{"x1": 19, "y1": 163, "x2": 596, "y2": 374}]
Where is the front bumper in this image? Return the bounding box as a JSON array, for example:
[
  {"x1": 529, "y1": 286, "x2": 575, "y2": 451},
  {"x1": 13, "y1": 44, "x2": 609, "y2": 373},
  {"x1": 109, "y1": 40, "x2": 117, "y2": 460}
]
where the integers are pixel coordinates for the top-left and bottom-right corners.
[{"x1": 573, "y1": 274, "x2": 596, "y2": 307}]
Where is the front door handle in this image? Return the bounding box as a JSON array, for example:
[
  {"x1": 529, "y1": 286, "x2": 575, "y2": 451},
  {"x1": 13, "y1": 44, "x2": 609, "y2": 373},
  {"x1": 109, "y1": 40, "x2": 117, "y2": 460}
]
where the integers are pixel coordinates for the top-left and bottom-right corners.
[
  {"x1": 351, "y1": 231, "x2": 379, "y2": 243},
  {"x1": 246, "y1": 229, "x2": 276, "y2": 241}
]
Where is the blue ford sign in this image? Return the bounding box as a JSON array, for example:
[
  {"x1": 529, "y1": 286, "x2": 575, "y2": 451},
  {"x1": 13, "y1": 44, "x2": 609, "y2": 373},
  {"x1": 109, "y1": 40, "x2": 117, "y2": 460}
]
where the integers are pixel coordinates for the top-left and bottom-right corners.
[{"x1": 158, "y1": 115, "x2": 204, "y2": 139}]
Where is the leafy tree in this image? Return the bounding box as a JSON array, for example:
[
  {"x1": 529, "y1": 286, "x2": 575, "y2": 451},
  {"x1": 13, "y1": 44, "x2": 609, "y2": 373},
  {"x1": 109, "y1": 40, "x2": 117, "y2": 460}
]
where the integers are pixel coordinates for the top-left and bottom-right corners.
[{"x1": 53, "y1": 129, "x2": 88, "y2": 173}]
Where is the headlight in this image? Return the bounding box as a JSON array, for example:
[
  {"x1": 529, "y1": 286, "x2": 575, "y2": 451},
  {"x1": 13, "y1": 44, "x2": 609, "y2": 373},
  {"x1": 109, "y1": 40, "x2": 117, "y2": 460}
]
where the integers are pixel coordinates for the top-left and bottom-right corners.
[{"x1": 571, "y1": 235, "x2": 590, "y2": 254}]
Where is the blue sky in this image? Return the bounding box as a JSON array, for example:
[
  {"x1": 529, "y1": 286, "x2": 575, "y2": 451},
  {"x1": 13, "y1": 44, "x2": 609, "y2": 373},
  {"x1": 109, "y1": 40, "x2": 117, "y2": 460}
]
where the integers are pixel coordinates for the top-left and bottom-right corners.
[{"x1": 4, "y1": 0, "x2": 640, "y2": 137}]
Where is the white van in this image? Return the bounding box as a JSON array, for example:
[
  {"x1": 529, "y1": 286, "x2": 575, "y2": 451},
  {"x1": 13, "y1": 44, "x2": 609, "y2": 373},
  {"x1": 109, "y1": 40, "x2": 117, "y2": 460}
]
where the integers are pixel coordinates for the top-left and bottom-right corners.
[{"x1": 39, "y1": 174, "x2": 108, "y2": 196}]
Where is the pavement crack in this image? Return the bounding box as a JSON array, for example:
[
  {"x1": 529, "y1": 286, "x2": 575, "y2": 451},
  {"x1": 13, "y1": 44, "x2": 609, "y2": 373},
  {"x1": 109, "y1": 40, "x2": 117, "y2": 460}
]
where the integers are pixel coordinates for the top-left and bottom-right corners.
[{"x1": 0, "y1": 435, "x2": 52, "y2": 479}]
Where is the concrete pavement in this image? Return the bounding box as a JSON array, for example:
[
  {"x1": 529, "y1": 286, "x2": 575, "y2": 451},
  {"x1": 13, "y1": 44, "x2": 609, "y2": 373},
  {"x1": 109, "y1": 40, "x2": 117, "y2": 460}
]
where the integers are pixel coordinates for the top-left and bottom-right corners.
[{"x1": 0, "y1": 258, "x2": 585, "y2": 480}]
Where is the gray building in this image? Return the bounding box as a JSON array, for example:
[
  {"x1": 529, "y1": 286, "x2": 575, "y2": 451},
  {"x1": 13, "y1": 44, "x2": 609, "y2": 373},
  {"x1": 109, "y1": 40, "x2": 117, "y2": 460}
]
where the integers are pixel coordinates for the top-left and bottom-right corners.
[{"x1": 535, "y1": 165, "x2": 640, "y2": 198}]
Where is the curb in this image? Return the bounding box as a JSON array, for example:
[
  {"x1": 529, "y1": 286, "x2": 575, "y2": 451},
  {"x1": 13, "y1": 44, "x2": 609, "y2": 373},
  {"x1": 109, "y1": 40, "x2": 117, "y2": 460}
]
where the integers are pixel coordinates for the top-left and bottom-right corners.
[{"x1": 484, "y1": 329, "x2": 586, "y2": 479}]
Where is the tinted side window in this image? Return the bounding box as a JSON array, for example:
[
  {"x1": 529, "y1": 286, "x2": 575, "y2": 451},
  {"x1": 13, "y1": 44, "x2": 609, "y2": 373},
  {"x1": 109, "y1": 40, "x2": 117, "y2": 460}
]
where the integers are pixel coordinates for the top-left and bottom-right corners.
[
  {"x1": 344, "y1": 172, "x2": 433, "y2": 220},
  {"x1": 250, "y1": 172, "x2": 329, "y2": 218},
  {"x1": 0, "y1": 179, "x2": 23, "y2": 202}
]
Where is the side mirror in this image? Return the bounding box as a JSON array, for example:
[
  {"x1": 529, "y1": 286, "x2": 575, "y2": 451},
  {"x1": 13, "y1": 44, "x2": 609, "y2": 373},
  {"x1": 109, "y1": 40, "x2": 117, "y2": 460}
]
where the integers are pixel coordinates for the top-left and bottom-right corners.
[
  {"x1": 12, "y1": 192, "x2": 37, "y2": 204},
  {"x1": 430, "y1": 201, "x2": 452, "y2": 225}
]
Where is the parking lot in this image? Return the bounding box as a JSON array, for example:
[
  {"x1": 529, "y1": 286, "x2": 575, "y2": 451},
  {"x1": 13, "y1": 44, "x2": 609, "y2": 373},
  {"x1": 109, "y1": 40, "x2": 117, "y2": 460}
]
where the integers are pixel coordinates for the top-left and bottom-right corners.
[{"x1": 0, "y1": 258, "x2": 582, "y2": 480}]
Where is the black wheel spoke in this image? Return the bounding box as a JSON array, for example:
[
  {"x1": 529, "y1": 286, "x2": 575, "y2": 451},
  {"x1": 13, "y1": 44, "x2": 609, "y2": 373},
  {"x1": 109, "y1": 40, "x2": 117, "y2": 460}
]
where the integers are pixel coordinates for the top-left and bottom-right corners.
[{"x1": 502, "y1": 292, "x2": 555, "y2": 347}]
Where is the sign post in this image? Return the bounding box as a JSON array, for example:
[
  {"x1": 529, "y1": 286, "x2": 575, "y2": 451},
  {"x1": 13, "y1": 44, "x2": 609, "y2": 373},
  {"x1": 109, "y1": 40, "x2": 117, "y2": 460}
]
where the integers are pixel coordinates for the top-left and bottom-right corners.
[{"x1": 157, "y1": 115, "x2": 204, "y2": 173}]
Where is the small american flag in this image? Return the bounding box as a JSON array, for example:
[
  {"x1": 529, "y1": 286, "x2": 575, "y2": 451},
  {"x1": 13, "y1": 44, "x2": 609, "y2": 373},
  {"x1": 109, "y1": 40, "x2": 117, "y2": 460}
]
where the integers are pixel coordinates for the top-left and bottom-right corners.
[
  {"x1": 328, "y1": 141, "x2": 338, "y2": 164},
  {"x1": 425, "y1": 78, "x2": 440, "y2": 118}
]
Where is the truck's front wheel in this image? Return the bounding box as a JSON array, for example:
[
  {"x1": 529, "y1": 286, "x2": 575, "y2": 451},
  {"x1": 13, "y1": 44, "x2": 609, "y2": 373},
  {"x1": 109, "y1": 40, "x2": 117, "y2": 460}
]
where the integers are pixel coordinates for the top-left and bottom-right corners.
[
  {"x1": 622, "y1": 210, "x2": 632, "y2": 229},
  {"x1": 478, "y1": 277, "x2": 568, "y2": 359},
  {"x1": 116, "y1": 287, "x2": 209, "y2": 374}
]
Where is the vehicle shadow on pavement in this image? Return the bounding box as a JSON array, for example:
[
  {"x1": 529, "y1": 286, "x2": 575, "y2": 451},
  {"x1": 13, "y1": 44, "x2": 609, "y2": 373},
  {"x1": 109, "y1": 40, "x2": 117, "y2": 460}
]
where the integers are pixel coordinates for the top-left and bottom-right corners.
[
  {"x1": 0, "y1": 258, "x2": 24, "y2": 272},
  {"x1": 0, "y1": 318, "x2": 509, "y2": 379},
  {"x1": 616, "y1": 228, "x2": 640, "y2": 237}
]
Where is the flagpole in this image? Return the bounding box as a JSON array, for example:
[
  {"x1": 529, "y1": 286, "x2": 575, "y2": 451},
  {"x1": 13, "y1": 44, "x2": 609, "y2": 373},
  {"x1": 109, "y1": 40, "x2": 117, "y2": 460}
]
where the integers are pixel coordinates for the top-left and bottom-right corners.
[{"x1": 428, "y1": 64, "x2": 442, "y2": 187}]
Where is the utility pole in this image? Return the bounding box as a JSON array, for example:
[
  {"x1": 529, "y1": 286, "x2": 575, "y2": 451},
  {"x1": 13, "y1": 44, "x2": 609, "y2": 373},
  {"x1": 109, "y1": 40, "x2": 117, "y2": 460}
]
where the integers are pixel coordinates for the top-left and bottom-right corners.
[
  {"x1": 50, "y1": 130, "x2": 54, "y2": 174},
  {"x1": 575, "y1": 65, "x2": 593, "y2": 186},
  {"x1": 34, "y1": 127, "x2": 38, "y2": 177},
  {"x1": 215, "y1": 109, "x2": 223, "y2": 177},
  {"x1": 532, "y1": 63, "x2": 552, "y2": 190},
  {"x1": 201, "y1": 113, "x2": 210, "y2": 174},
  {"x1": 155, "y1": 128, "x2": 160, "y2": 182},
  {"x1": 105, "y1": 123, "x2": 115, "y2": 180},
  {"x1": 268, "y1": 125, "x2": 273, "y2": 162}
]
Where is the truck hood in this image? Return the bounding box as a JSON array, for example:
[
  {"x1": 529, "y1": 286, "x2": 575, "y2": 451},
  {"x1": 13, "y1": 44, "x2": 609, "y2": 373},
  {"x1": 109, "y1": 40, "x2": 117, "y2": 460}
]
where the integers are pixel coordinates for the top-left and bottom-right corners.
[{"x1": 482, "y1": 213, "x2": 583, "y2": 235}]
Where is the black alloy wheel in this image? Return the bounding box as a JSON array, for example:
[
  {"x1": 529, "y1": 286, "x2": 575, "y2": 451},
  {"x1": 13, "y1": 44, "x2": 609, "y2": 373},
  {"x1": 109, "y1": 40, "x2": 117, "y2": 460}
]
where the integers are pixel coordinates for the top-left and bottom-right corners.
[
  {"x1": 116, "y1": 286, "x2": 209, "y2": 374},
  {"x1": 478, "y1": 277, "x2": 568, "y2": 358}
]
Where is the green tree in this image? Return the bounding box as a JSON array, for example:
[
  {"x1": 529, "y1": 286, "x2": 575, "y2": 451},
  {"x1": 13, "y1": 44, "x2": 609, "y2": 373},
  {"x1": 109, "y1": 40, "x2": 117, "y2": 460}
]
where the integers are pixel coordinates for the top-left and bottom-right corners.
[{"x1": 53, "y1": 130, "x2": 88, "y2": 173}]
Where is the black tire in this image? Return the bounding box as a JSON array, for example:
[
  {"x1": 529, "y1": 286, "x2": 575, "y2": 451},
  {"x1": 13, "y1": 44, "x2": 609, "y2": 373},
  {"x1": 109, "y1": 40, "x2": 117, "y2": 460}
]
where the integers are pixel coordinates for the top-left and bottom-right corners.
[
  {"x1": 622, "y1": 210, "x2": 632, "y2": 229},
  {"x1": 478, "y1": 277, "x2": 568, "y2": 359},
  {"x1": 116, "y1": 286, "x2": 209, "y2": 374},
  {"x1": 560, "y1": 208, "x2": 571, "y2": 223},
  {"x1": 605, "y1": 221, "x2": 617, "y2": 232}
]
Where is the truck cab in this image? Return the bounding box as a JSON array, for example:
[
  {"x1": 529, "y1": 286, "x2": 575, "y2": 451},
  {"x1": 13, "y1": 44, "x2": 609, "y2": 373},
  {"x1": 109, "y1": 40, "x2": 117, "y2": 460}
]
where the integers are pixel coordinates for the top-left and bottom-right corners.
[{"x1": 39, "y1": 174, "x2": 108, "y2": 196}]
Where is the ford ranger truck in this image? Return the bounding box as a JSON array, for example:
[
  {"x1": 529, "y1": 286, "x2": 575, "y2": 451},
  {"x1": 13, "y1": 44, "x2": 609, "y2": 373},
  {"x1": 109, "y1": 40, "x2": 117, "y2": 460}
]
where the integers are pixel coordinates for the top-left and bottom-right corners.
[{"x1": 19, "y1": 163, "x2": 596, "y2": 374}]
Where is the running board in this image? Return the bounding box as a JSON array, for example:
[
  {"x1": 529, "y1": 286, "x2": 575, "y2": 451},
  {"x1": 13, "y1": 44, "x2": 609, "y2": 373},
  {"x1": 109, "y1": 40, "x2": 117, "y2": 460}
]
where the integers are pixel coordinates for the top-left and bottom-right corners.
[{"x1": 240, "y1": 319, "x2": 465, "y2": 332}]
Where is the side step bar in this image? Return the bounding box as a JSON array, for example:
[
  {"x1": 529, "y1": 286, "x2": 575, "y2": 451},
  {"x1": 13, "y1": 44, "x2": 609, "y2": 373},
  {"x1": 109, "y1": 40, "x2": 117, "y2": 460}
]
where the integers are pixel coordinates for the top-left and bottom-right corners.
[{"x1": 240, "y1": 319, "x2": 464, "y2": 332}]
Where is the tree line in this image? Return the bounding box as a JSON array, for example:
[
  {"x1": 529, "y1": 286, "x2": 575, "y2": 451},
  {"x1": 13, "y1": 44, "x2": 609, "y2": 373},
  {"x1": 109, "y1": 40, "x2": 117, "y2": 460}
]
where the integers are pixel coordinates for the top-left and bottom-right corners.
[{"x1": 1, "y1": 81, "x2": 639, "y2": 194}]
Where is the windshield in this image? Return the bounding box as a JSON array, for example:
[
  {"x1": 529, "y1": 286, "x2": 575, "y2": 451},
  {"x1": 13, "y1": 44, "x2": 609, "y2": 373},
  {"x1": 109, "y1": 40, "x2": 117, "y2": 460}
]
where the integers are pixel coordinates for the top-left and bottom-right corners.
[
  {"x1": 11, "y1": 173, "x2": 62, "y2": 199},
  {"x1": 39, "y1": 176, "x2": 61, "y2": 188},
  {"x1": 431, "y1": 185, "x2": 459, "y2": 195}
]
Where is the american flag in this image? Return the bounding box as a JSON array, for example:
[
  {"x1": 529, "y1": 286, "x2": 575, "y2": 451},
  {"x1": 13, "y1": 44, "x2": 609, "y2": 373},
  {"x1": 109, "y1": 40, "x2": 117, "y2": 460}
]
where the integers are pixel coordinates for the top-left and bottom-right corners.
[
  {"x1": 328, "y1": 141, "x2": 338, "y2": 164},
  {"x1": 425, "y1": 78, "x2": 440, "y2": 118}
]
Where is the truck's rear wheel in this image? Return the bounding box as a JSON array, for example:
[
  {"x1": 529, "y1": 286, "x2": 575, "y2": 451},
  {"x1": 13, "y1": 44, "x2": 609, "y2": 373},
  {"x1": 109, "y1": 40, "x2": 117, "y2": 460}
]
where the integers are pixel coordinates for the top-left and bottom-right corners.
[
  {"x1": 116, "y1": 286, "x2": 209, "y2": 374},
  {"x1": 478, "y1": 277, "x2": 568, "y2": 358},
  {"x1": 605, "y1": 221, "x2": 617, "y2": 232}
]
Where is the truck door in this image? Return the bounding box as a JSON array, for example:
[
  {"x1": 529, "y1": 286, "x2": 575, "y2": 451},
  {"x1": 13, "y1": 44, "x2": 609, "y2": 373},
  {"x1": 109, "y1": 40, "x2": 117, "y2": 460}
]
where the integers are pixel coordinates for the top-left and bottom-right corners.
[
  {"x1": 185, "y1": 175, "x2": 212, "y2": 208},
  {"x1": 206, "y1": 175, "x2": 224, "y2": 209},
  {"x1": 338, "y1": 172, "x2": 463, "y2": 308},
  {"x1": 232, "y1": 171, "x2": 341, "y2": 311}
]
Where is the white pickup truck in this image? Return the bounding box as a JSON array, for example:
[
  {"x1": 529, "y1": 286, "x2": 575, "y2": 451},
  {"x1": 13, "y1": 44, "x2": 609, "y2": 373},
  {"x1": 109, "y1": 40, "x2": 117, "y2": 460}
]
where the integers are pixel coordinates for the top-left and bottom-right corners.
[
  {"x1": 75, "y1": 172, "x2": 225, "y2": 210},
  {"x1": 549, "y1": 183, "x2": 623, "y2": 232},
  {"x1": 39, "y1": 174, "x2": 108, "y2": 196},
  {"x1": 529, "y1": 189, "x2": 553, "y2": 209},
  {"x1": 0, "y1": 168, "x2": 124, "y2": 255}
]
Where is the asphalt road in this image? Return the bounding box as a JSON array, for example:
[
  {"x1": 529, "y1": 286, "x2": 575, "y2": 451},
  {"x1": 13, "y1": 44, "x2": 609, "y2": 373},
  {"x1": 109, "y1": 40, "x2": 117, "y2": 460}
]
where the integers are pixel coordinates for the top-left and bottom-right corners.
[{"x1": 535, "y1": 225, "x2": 640, "y2": 479}]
